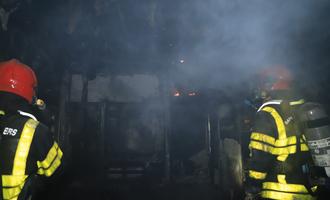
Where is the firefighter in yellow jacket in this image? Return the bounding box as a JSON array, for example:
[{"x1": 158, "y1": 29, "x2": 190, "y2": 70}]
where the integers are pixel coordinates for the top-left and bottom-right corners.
[
  {"x1": 246, "y1": 66, "x2": 317, "y2": 200},
  {"x1": 0, "y1": 59, "x2": 63, "y2": 200}
]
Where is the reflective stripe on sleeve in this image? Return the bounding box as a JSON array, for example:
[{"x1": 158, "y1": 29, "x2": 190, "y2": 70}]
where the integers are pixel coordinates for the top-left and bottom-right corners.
[
  {"x1": 13, "y1": 119, "x2": 39, "y2": 175},
  {"x1": 249, "y1": 140, "x2": 273, "y2": 153},
  {"x1": 250, "y1": 132, "x2": 303, "y2": 158},
  {"x1": 37, "y1": 142, "x2": 63, "y2": 177},
  {"x1": 250, "y1": 132, "x2": 275, "y2": 145},
  {"x1": 2, "y1": 175, "x2": 27, "y2": 200},
  {"x1": 249, "y1": 170, "x2": 267, "y2": 180},
  {"x1": 275, "y1": 136, "x2": 296, "y2": 147},
  {"x1": 289, "y1": 99, "x2": 305, "y2": 106},
  {"x1": 261, "y1": 190, "x2": 316, "y2": 200},
  {"x1": 249, "y1": 140, "x2": 297, "y2": 155},
  {"x1": 3, "y1": 187, "x2": 21, "y2": 200},
  {"x1": 251, "y1": 133, "x2": 297, "y2": 147},
  {"x1": 263, "y1": 182, "x2": 309, "y2": 193},
  {"x1": 1, "y1": 176, "x2": 27, "y2": 188}
]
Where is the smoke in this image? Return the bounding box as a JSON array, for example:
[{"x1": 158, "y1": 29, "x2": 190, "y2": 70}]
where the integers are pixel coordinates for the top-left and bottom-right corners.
[
  {"x1": 171, "y1": 0, "x2": 329, "y2": 90},
  {"x1": 3, "y1": 0, "x2": 330, "y2": 100}
]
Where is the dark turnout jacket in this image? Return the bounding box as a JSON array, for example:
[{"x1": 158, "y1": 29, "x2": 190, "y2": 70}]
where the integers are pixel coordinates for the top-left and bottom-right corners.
[
  {"x1": 247, "y1": 98, "x2": 317, "y2": 200},
  {"x1": 0, "y1": 109, "x2": 63, "y2": 200}
]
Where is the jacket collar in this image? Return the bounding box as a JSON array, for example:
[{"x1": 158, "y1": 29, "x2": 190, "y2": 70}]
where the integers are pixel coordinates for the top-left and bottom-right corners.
[
  {"x1": 17, "y1": 110, "x2": 38, "y2": 121},
  {"x1": 258, "y1": 99, "x2": 305, "y2": 112}
]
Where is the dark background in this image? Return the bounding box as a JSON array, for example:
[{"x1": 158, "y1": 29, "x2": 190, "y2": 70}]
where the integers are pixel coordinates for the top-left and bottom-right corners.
[
  {"x1": 1, "y1": 0, "x2": 330, "y2": 199},
  {"x1": 1, "y1": 0, "x2": 330, "y2": 104}
]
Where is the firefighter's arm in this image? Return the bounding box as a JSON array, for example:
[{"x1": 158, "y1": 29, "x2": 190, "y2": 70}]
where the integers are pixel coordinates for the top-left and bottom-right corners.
[
  {"x1": 246, "y1": 111, "x2": 277, "y2": 192},
  {"x1": 32, "y1": 123, "x2": 63, "y2": 177}
]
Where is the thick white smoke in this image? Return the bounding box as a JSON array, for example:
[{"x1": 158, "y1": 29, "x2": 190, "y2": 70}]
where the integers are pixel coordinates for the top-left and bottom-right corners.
[{"x1": 172, "y1": 0, "x2": 326, "y2": 90}]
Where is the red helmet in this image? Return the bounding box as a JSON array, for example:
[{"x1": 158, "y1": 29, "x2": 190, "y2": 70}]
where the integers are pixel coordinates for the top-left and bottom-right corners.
[
  {"x1": 0, "y1": 59, "x2": 37, "y2": 103},
  {"x1": 259, "y1": 65, "x2": 292, "y2": 91}
]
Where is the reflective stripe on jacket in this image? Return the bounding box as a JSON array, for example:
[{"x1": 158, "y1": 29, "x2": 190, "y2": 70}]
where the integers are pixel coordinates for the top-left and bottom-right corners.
[
  {"x1": 0, "y1": 111, "x2": 63, "y2": 200},
  {"x1": 248, "y1": 99, "x2": 317, "y2": 200}
]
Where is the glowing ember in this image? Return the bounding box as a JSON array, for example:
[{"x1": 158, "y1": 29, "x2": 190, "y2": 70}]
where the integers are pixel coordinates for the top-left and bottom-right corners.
[{"x1": 174, "y1": 91, "x2": 180, "y2": 97}]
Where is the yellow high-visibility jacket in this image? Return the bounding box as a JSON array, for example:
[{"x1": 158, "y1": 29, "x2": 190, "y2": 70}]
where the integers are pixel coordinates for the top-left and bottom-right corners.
[
  {"x1": 247, "y1": 99, "x2": 317, "y2": 200},
  {"x1": 0, "y1": 110, "x2": 63, "y2": 200}
]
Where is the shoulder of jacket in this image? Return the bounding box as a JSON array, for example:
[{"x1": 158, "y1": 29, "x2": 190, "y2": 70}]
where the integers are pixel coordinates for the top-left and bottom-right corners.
[
  {"x1": 257, "y1": 99, "x2": 305, "y2": 112},
  {"x1": 17, "y1": 110, "x2": 38, "y2": 121},
  {"x1": 257, "y1": 100, "x2": 282, "y2": 112}
]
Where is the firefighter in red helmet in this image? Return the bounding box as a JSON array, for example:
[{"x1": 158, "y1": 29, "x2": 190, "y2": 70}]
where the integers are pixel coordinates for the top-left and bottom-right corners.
[
  {"x1": 0, "y1": 59, "x2": 63, "y2": 200},
  {"x1": 245, "y1": 65, "x2": 318, "y2": 200}
]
